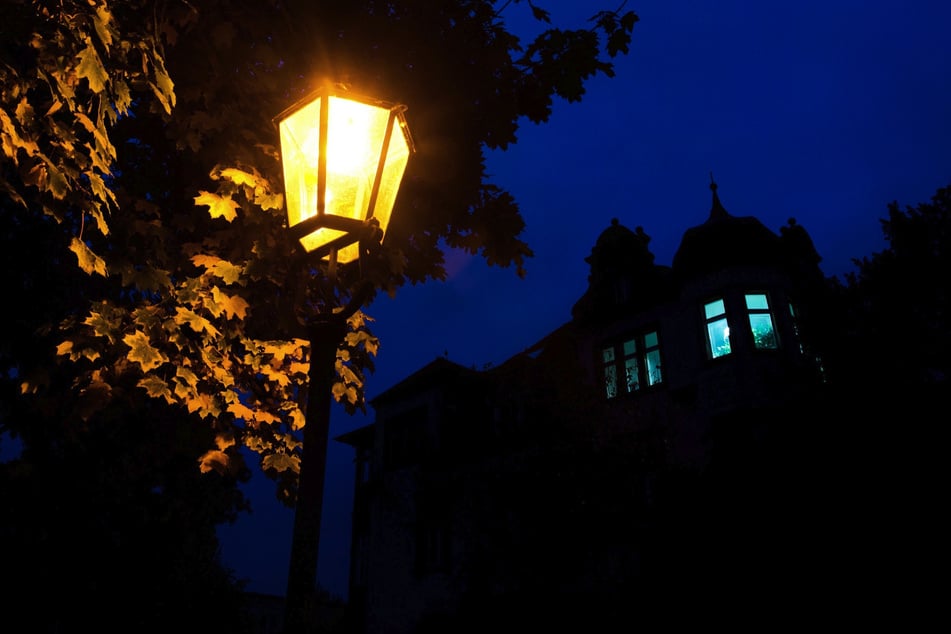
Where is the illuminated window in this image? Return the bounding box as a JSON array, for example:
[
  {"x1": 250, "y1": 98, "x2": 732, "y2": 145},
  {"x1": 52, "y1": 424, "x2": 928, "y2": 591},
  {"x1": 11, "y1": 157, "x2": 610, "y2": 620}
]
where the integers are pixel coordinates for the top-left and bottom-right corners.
[
  {"x1": 704, "y1": 298, "x2": 731, "y2": 358},
  {"x1": 746, "y1": 293, "x2": 778, "y2": 350},
  {"x1": 644, "y1": 331, "x2": 662, "y2": 386},
  {"x1": 601, "y1": 330, "x2": 663, "y2": 398}
]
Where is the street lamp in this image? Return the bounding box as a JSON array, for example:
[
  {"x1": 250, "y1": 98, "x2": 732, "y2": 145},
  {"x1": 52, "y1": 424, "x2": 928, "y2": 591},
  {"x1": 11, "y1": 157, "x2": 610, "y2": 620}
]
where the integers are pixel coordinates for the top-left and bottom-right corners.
[{"x1": 275, "y1": 86, "x2": 414, "y2": 634}]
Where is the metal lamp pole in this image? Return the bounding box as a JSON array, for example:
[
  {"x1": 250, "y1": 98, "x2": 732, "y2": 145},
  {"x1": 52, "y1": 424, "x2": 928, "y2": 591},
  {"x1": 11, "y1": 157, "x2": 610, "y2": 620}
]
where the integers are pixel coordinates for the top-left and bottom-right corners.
[
  {"x1": 274, "y1": 87, "x2": 414, "y2": 634},
  {"x1": 283, "y1": 237, "x2": 377, "y2": 634}
]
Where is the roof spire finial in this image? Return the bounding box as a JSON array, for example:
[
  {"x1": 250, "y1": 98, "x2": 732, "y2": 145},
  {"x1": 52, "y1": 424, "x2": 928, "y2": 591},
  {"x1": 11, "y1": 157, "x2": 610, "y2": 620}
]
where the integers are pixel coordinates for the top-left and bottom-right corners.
[{"x1": 708, "y1": 171, "x2": 729, "y2": 220}]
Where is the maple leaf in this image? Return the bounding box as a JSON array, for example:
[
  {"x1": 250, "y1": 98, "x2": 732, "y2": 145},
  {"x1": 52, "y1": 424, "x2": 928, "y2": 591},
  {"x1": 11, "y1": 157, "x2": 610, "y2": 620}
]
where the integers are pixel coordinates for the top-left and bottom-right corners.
[
  {"x1": 255, "y1": 191, "x2": 283, "y2": 210},
  {"x1": 191, "y1": 253, "x2": 222, "y2": 269},
  {"x1": 212, "y1": 286, "x2": 249, "y2": 319},
  {"x1": 74, "y1": 111, "x2": 116, "y2": 161},
  {"x1": 254, "y1": 410, "x2": 280, "y2": 426},
  {"x1": 76, "y1": 39, "x2": 108, "y2": 93},
  {"x1": 137, "y1": 375, "x2": 175, "y2": 404},
  {"x1": 331, "y1": 381, "x2": 348, "y2": 402},
  {"x1": 0, "y1": 107, "x2": 40, "y2": 159},
  {"x1": 69, "y1": 237, "x2": 107, "y2": 276},
  {"x1": 261, "y1": 363, "x2": 291, "y2": 388},
  {"x1": 219, "y1": 167, "x2": 260, "y2": 188},
  {"x1": 83, "y1": 310, "x2": 119, "y2": 343},
  {"x1": 113, "y1": 78, "x2": 131, "y2": 114},
  {"x1": 192, "y1": 254, "x2": 244, "y2": 284},
  {"x1": 176, "y1": 366, "x2": 199, "y2": 388},
  {"x1": 194, "y1": 190, "x2": 239, "y2": 221},
  {"x1": 190, "y1": 392, "x2": 221, "y2": 418},
  {"x1": 56, "y1": 340, "x2": 102, "y2": 362},
  {"x1": 227, "y1": 401, "x2": 255, "y2": 423},
  {"x1": 338, "y1": 364, "x2": 360, "y2": 386},
  {"x1": 346, "y1": 330, "x2": 380, "y2": 356},
  {"x1": 263, "y1": 452, "x2": 299, "y2": 475},
  {"x1": 173, "y1": 377, "x2": 196, "y2": 401},
  {"x1": 174, "y1": 307, "x2": 220, "y2": 336},
  {"x1": 150, "y1": 54, "x2": 176, "y2": 112},
  {"x1": 214, "y1": 433, "x2": 236, "y2": 451},
  {"x1": 123, "y1": 330, "x2": 167, "y2": 372},
  {"x1": 91, "y1": 5, "x2": 115, "y2": 52},
  {"x1": 198, "y1": 449, "x2": 230, "y2": 475},
  {"x1": 288, "y1": 406, "x2": 306, "y2": 430},
  {"x1": 43, "y1": 157, "x2": 68, "y2": 199},
  {"x1": 262, "y1": 340, "x2": 303, "y2": 361}
]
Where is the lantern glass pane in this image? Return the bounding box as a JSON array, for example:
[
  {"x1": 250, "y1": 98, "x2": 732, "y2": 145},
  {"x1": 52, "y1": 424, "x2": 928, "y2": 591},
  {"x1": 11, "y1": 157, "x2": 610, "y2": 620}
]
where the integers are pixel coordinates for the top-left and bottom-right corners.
[
  {"x1": 323, "y1": 96, "x2": 390, "y2": 224},
  {"x1": 370, "y1": 120, "x2": 411, "y2": 244},
  {"x1": 279, "y1": 97, "x2": 323, "y2": 232}
]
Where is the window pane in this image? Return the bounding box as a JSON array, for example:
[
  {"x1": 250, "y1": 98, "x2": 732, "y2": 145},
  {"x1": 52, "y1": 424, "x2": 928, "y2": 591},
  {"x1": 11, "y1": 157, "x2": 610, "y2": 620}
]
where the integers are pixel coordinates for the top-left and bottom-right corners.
[
  {"x1": 644, "y1": 331, "x2": 658, "y2": 348},
  {"x1": 745, "y1": 293, "x2": 769, "y2": 310},
  {"x1": 625, "y1": 358, "x2": 640, "y2": 392},
  {"x1": 708, "y1": 317, "x2": 731, "y2": 357},
  {"x1": 646, "y1": 349, "x2": 662, "y2": 385},
  {"x1": 704, "y1": 298, "x2": 726, "y2": 319},
  {"x1": 749, "y1": 313, "x2": 778, "y2": 349},
  {"x1": 622, "y1": 338, "x2": 637, "y2": 356},
  {"x1": 604, "y1": 365, "x2": 618, "y2": 398},
  {"x1": 602, "y1": 347, "x2": 615, "y2": 363}
]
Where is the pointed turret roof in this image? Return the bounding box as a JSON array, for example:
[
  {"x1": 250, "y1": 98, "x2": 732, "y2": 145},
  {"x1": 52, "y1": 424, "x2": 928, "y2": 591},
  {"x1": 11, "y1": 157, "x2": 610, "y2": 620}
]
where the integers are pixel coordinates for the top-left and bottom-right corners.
[{"x1": 672, "y1": 178, "x2": 783, "y2": 278}]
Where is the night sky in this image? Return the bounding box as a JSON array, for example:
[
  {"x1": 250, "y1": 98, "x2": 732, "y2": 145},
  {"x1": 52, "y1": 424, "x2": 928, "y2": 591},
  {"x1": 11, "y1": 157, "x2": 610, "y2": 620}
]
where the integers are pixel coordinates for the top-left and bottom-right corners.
[{"x1": 217, "y1": 0, "x2": 951, "y2": 600}]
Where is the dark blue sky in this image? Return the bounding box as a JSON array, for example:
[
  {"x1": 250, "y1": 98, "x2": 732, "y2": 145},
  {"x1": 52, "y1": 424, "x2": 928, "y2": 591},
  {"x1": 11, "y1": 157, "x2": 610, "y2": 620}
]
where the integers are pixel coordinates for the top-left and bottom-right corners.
[{"x1": 218, "y1": 0, "x2": 951, "y2": 599}]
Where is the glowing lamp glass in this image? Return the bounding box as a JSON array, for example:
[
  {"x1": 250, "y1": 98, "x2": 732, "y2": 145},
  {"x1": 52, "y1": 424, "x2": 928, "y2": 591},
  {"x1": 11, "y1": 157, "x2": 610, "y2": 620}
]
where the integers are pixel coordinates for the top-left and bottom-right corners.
[{"x1": 278, "y1": 91, "x2": 412, "y2": 263}]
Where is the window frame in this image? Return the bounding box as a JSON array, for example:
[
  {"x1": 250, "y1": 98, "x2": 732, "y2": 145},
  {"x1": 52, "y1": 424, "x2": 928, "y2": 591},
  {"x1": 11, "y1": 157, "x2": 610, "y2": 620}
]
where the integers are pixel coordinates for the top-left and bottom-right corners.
[
  {"x1": 600, "y1": 329, "x2": 664, "y2": 399},
  {"x1": 745, "y1": 292, "x2": 779, "y2": 350},
  {"x1": 704, "y1": 297, "x2": 732, "y2": 359}
]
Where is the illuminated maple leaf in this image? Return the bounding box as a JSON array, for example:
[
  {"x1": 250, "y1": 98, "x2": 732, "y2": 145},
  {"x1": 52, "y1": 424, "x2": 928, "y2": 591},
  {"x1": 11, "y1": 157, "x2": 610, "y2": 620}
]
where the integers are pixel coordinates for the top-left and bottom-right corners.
[
  {"x1": 262, "y1": 340, "x2": 303, "y2": 361},
  {"x1": 289, "y1": 407, "x2": 305, "y2": 430},
  {"x1": 212, "y1": 286, "x2": 249, "y2": 319},
  {"x1": 254, "y1": 410, "x2": 280, "y2": 426},
  {"x1": 192, "y1": 254, "x2": 244, "y2": 284},
  {"x1": 194, "y1": 190, "x2": 239, "y2": 221},
  {"x1": 187, "y1": 392, "x2": 220, "y2": 418},
  {"x1": 123, "y1": 330, "x2": 167, "y2": 372},
  {"x1": 175, "y1": 366, "x2": 199, "y2": 387},
  {"x1": 76, "y1": 39, "x2": 108, "y2": 93},
  {"x1": 219, "y1": 167, "x2": 259, "y2": 188},
  {"x1": 263, "y1": 452, "x2": 299, "y2": 474},
  {"x1": 175, "y1": 307, "x2": 220, "y2": 336},
  {"x1": 214, "y1": 432, "x2": 236, "y2": 451},
  {"x1": 137, "y1": 375, "x2": 175, "y2": 404},
  {"x1": 69, "y1": 237, "x2": 107, "y2": 276},
  {"x1": 198, "y1": 449, "x2": 230, "y2": 475},
  {"x1": 227, "y1": 401, "x2": 255, "y2": 422},
  {"x1": 255, "y1": 191, "x2": 283, "y2": 210}
]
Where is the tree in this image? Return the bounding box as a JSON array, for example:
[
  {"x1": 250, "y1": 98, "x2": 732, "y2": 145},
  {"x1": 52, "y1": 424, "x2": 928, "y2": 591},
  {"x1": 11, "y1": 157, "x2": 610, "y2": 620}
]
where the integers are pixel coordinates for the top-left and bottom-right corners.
[
  {"x1": 2, "y1": 0, "x2": 638, "y2": 500},
  {"x1": 808, "y1": 182, "x2": 951, "y2": 616}
]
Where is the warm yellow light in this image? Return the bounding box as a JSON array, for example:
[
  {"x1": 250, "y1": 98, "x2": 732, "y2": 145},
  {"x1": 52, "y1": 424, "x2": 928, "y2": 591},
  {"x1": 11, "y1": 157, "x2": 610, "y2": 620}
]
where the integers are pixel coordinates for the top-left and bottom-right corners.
[{"x1": 277, "y1": 89, "x2": 413, "y2": 263}]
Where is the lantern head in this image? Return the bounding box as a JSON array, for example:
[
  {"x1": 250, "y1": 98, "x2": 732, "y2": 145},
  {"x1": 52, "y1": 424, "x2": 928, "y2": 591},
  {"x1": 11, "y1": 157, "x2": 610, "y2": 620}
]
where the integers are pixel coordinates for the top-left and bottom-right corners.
[{"x1": 277, "y1": 88, "x2": 414, "y2": 263}]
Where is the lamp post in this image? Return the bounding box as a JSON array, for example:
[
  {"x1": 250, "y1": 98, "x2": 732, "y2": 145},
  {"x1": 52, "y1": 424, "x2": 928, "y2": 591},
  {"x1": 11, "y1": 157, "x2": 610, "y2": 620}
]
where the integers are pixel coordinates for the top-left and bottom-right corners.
[{"x1": 275, "y1": 86, "x2": 414, "y2": 634}]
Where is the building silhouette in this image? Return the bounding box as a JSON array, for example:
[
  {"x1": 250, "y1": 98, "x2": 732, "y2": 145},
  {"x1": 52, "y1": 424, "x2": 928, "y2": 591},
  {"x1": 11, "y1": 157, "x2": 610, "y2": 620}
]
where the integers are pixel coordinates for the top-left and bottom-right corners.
[{"x1": 338, "y1": 182, "x2": 832, "y2": 632}]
